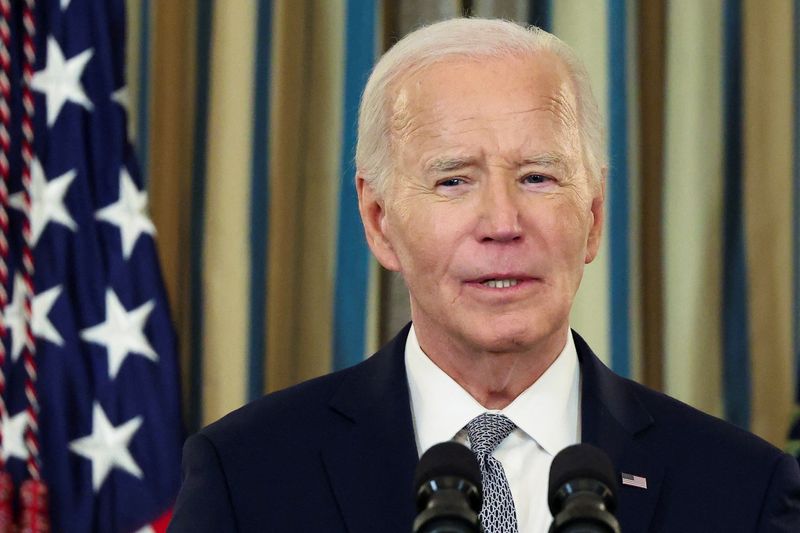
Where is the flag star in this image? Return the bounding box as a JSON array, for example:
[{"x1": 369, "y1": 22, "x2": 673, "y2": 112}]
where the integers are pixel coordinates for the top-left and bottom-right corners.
[
  {"x1": 95, "y1": 167, "x2": 155, "y2": 259},
  {"x1": 61, "y1": 0, "x2": 72, "y2": 10},
  {"x1": 111, "y1": 85, "x2": 129, "y2": 110},
  {"x1": 33, "y1": 284, "x2": 64, "y2": 347},
  {"x1": 0, "y1": 410, "x2": 29, "y2": 463},
  {"x1": 5, "y1": 275, "x2": 66, "y2": 362},
  {"x1": 80, "y1": 289, "x2": 158, "y2": 379},
  {"x1": 9, "y1": 158, "x2": 78, "y2": 246},
  {"x1": 32, "y1": 36, "x2": 94, "y2": 126},
  {"x1": 69, "y1": 402, "x2": 143, "y2": 492}
]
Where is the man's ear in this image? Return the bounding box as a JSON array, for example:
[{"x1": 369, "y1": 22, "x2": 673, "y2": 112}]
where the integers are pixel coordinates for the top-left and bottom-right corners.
[
  {"x1": 585, "y1": 169, "x2": 606, "y2": 264},
  {"x1": 357, "y1": 175, "x2": 401, "y2": 272}
]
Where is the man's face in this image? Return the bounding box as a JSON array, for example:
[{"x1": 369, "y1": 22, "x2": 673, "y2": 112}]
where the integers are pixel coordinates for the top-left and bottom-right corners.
[{"x1": 359, "y1": 53, "x2": 604, "y2": 357}]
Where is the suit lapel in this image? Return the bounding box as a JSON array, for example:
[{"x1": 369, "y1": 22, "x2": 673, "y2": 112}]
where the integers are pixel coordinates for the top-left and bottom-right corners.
[
  {"x1": 576, "y1": 332, "x2": 665, "y2": 532},
  {"x1": 321, "y1": 325, "x2": 419, "y2": 533}
]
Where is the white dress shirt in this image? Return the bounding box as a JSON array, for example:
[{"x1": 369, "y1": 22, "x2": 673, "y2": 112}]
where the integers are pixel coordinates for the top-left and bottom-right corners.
[{"x1": 405, "y1": 325, "x2": 581, "y2": 533}]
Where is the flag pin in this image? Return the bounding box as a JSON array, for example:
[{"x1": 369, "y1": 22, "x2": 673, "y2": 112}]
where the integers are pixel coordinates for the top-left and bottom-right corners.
[{"x1": 621, "y1": 472, "x2": 648, "y2": 489}]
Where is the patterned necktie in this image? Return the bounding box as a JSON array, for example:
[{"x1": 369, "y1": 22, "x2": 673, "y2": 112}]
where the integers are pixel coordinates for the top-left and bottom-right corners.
[{"x1": 466, "y1": 413, "x2": 519, "y2": 533}]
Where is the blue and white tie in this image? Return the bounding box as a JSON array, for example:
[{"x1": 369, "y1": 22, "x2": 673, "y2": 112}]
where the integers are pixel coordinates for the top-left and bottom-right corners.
[{"x1": 466, "y1": 413, "x2": 519, "y2": 533}]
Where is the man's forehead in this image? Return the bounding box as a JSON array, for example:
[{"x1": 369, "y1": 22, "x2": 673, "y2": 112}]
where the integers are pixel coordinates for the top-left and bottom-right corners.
[
  {"x1": 386, "y1": 53, "x2": 581, "y2": 165},
  {"x1": 391, "y1": 51, "x2": 573, "y2": 103},
  {"x1": 389, "y1": 53, "x2": 577, "y2": 133}
]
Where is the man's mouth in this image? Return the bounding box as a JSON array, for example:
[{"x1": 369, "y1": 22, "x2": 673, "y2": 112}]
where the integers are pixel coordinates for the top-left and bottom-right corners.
[{"x1": 480, "y1": 278, "x2": 520, "y2": 288}]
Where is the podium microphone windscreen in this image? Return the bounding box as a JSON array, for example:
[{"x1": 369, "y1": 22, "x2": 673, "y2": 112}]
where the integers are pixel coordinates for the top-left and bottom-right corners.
[
  {"x1": 413, "y1": 441, "x2": 482, "y2": 533},
  {"x1": 548, "y1": 444, "x2": 621, "y2": 533}
]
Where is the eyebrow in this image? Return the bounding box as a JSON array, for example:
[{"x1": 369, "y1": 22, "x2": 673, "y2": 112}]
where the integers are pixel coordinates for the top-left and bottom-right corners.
[
  {"x1": 425, "y1": 152, "x2": 569, "y2": 173},
  {"x1": 425, "y1": 156, "x2": 478, "y2": 173},
  {"x1": 519, "y1": 152, "x2": 567, "y2": 168}
]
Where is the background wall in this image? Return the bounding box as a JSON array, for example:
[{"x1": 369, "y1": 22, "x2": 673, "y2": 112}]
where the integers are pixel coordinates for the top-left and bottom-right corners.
[{"x1": 128, "y1": 0, "x2": 800, "y2": 450}]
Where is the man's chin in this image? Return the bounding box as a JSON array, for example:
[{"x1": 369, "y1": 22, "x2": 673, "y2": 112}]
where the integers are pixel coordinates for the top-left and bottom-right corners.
[
  {"x1": 462, "y1": 331, "x2": 541, "y2": 353},
  {"x1": 461, "y1": 324, "x2": 557, "y2": 356}
]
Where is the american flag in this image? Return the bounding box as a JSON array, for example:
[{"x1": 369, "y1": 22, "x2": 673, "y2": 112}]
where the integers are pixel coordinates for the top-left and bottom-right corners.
[
  {"x1": 620, "y1": 472, "x2": 648, "y2": 490},
  {"x1": 0, "y1": 0, "x2": 182, "y2": 531}
]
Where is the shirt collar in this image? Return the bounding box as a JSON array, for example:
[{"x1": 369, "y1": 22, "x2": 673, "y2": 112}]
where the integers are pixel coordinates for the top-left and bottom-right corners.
[
  {"x1": 405, "y1": 325, "x2": 580, "y2": 457},
  {"x1": 502, "y1": 330, "x2": 580, "y2": 455}
]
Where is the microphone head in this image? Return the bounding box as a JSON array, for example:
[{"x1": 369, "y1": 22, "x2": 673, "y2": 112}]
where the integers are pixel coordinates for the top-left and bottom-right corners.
[
  {"x1": 548, "y1": 443, "x2": 618, "y2": 515},
  {"x1": 413, "y1": 441, "x2": 483, "y2": 532},
  {"x1": 414, "y1": 441, "x2": 482, "y2": 496}
]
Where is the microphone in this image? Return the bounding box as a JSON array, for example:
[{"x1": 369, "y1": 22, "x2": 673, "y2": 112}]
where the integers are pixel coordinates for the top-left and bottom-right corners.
[
  {"x1": 413, "y1": 441, "x2": 482, "y2": 533},
  {"x1": 548, "y1": 444, "x2": 621, "y2": 533}
]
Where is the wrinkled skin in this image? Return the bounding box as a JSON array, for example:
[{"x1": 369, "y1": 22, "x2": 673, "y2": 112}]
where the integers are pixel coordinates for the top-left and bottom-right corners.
[{"x1": 358, "y1": 53, "x2": 605, "y2": 407}]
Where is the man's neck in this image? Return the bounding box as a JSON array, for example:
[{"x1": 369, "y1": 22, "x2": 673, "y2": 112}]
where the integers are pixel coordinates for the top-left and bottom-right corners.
[{"x1": 412, "y1": 322, "x2": 570, "y2": 410}]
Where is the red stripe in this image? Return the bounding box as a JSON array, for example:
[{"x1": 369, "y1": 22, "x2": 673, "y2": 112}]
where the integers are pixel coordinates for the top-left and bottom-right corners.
[{"x1": 150, "y1": 508, "x2": 173, "y2": 533}]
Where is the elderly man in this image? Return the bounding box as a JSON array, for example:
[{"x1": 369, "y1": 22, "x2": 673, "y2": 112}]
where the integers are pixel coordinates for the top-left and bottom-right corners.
[{"x1": 169, "y1": 18, "x2": 800, "y2": 533}]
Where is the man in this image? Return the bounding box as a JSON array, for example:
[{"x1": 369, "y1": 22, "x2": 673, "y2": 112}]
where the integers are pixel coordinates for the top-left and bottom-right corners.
[{"x1": 169, "y1": 18, "x2": 800, "y2": 532}]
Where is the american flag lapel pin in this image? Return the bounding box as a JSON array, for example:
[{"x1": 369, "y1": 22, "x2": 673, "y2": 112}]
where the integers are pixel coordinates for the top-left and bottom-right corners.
[{"x1": 621, "y1": 472, "x2": 648, "y2": 489}]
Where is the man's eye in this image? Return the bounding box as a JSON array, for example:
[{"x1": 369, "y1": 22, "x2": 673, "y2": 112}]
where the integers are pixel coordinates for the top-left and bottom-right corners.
[
  {"x1": 522, "y1": 173, "x2": 549, "y2": 184},
  {"x1": 438, "y1": 178, "x2": 465, "y2": 187}
]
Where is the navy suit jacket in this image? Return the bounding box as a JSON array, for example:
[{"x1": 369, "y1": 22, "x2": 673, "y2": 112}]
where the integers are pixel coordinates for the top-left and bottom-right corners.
[{"x1": 169, "y1": 325, "x2": 800, "y2": 532}]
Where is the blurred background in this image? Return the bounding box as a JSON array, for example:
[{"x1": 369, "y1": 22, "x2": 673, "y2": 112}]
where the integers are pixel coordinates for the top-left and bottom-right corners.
[{"x1": 129, "y1": 0, "x2": 798, "y2": 451}]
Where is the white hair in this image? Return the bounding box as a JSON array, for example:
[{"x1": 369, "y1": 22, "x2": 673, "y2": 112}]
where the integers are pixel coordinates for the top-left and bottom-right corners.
[{"x1": 355, "y1": 18, "x2": 606, "y2": 197}]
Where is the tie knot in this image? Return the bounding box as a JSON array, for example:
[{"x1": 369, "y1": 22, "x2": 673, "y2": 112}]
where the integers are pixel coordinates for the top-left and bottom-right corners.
[{"x1": 465, "y1": 413, "x2": 516, "y2": 455}]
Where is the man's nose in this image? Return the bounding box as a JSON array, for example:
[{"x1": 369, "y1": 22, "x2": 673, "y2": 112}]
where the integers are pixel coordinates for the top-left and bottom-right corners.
[{"x1": 476, "y1": 179, "x2": 523, "y2": 242}]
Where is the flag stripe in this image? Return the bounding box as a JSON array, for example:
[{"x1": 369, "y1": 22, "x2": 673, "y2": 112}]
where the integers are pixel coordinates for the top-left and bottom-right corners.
[
  {"x1": 721, "y1": 0, "x2": 750, "y2": 429},
  {"x1": 136, "y1": 0, "x2": 151, "y2": 182},
  {"x1": 188, "y1": 0, "x2": 215, "y2": 431},
  {"x1": 247, "y1": 0, "x2": 272, "y2": 400},
  {"x1": 333, "y1": 0, "x2": 376, "y2": 369},
  {"x1": 608, "y1": 0, "x2": 631, "y2": 377}
]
